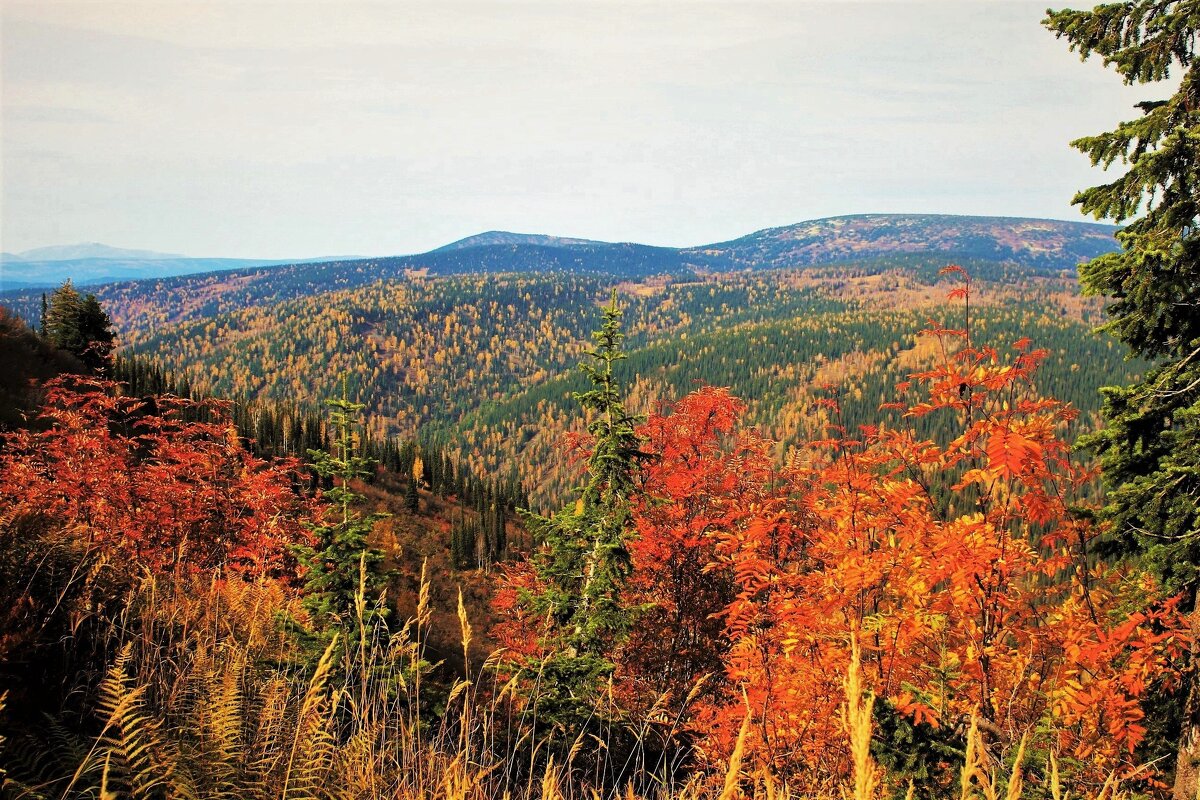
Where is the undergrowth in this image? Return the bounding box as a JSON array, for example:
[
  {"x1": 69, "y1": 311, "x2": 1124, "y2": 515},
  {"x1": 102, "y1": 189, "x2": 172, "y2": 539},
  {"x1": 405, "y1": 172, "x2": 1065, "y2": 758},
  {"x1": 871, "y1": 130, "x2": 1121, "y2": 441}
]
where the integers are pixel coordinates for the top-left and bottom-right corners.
[{"x1": 0, "y1": 565, "x2": 1138, "y2": 800}]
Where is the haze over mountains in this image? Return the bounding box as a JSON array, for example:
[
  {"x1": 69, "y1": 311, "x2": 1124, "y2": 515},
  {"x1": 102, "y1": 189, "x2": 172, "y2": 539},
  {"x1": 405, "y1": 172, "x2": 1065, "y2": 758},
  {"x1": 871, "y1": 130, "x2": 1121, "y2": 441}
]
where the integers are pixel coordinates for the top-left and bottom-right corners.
[
  {"x1": 0, "y1": 211, "x2": 1129, "y2": 508},
  {"x1": 0, "y1": 213, "x2": 1120, "y2": 297},
  {"x1": 0, "y1": 243, "x2": 361, "y2": 291},
  {"x1": 2, "y1": 243, "x2": 185, "y2": 261}
]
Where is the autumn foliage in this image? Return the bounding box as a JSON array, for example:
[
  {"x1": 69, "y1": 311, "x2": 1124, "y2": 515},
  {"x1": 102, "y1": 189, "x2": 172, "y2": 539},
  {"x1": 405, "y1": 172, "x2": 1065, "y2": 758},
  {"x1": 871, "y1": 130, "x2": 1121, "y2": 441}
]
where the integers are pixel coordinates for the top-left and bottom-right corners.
[
  {"x1": 1, "y1": 267, "x2": 1193, "y2": 798},
  {"x1": 496, "y1": 267, "x2": 1189, "y2": 792},
  {"x1": 0, "y1": 375, "x2": 311, "y2": 578}
]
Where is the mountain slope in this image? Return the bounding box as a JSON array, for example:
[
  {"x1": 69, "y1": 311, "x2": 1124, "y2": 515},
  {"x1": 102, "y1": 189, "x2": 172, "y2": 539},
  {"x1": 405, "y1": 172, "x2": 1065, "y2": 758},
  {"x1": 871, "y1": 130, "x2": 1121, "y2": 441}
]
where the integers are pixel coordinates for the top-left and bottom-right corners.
[
  {"x1": 687, "y1": 214, "x2": 1118, "y2": 272},
  {"x1": 0, "y1": 213, "x2": 1124, "y2": 330},
  {"x1": 105, "y1": 268, "x2": 1130, "y2": 508},
  {"x1": 433, "y1": 231, "x2": 609, "y2": 251},
  {"x1": 0, "y1": 213, "x2": 1132, "y2": 508}
]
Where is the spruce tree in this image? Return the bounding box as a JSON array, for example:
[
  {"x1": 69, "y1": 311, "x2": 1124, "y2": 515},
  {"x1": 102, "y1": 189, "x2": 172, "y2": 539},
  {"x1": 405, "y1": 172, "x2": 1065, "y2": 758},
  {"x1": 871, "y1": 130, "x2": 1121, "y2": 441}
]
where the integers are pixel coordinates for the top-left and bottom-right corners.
[
  {"x1": 44, "y1": 280, "x2": 85, "y2": 355},
  {"x1": 42, "y1": 281, "x2": 114, "y2": 372},
  {"x1": 77, "y1": 293, "x2": 115, "y2": 372},
  {"x1": 404, "y1": 478, "x2": 419, "y2": 514},
  {"x1": 1045, "y1": 4, "x2": 1200, "y2": 795},
  {"x1": 298, "y1": 388, "x2": 390, "y2": 642},
  {"x1": 518, "y1": 290, "x2": 645, "y2": 730}
]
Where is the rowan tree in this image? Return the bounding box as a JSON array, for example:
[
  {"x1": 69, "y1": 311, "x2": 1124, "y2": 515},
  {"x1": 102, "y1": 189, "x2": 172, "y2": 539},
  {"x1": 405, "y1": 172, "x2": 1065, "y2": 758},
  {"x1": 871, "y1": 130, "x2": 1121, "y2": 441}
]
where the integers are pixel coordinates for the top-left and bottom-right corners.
[
  {"x1": 621, "y1": 387, "x2": 746, "y2": 709},
  {"x1": 620, "y1": 271, "x2": 1188, "y2": 793},
  {"x1": 0, "y1": 376, "x2": 311, "y2": 581}
]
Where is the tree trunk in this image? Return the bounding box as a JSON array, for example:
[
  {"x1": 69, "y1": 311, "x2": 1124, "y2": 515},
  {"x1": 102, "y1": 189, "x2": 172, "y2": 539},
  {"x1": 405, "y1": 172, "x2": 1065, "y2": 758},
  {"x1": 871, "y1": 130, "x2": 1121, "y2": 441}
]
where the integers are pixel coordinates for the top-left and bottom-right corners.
[{"x1": 1173, "y1": 610, "x2": 1200, "y2": 800}]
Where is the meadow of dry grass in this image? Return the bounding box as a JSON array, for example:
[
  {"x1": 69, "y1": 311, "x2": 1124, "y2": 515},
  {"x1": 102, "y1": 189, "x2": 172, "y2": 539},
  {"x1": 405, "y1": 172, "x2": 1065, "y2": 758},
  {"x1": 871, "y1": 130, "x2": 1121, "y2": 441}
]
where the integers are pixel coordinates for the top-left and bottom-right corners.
[{"x1": 0, "y1": 563, "x2": 1141, "y2": 800}]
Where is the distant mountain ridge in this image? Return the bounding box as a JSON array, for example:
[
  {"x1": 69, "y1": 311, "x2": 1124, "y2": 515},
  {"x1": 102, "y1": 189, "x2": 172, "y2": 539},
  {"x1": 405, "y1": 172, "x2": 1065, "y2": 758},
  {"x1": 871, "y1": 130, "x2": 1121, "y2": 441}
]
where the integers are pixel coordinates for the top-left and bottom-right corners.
[
  {"x1": 0, "y1": 256, "x2": 294, "y2": 291},
  {"x1": 685, "y1": 214, "x2": 1119, "y2": 271},
  {"x1": 428, "y1": 215, "x2": 1119, "y2": 277},
  {"x1": 5, "y1": 243, "x2": 185, "y2": 262},
  {"x1": 433, "y1": 231, "x2": 610, "y2": 251},
  {"x1": 0, "y1": 250, "x2": 363, "y2": 291},
  {"x1": 1, "y1": 214, "x2": 1121, "y2": 326}
]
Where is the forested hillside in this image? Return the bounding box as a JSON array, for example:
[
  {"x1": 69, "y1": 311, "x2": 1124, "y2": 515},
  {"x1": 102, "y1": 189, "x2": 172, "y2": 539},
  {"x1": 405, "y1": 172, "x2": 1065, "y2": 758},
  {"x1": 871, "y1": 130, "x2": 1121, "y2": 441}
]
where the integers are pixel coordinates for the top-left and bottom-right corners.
[
  {"x1": 0, "y1": 214, "x2": 1118, "y2": 331},
  {"x1": 92, "y1": 267, "x2": 1136, "y2": 507},
  {"x1": 0, "y1": 215, "x2": 1130, "y2": 508},
  {"x1": 7, "y1": 1, "x2": 1200, "y2": 798},
  {"x1": 1, "y1": 266, "x2": 1184, "y2": 800}
]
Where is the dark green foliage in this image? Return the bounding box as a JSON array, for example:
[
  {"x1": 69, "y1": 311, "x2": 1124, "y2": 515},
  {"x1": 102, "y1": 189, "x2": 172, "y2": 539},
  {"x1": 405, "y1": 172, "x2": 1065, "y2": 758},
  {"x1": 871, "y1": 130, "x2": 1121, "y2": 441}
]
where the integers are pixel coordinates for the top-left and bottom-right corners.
[
  {"x1": 569, "y1": 291, "x2": 644, "y2": 646},
  {"x1": 76, "y1": 294, "x2": 115, "y2": 372},
  {"x1": 450, "y1": 516, "x2": 477, "y2": 569},
  {"x1": 1045, "y1": 2, "x2": 1200, "y2": 791},
  {"x1": 43, "y1": 280, "x2": 84, "y2": 353},
  {"x1": 41, "y1": 280, "x2": 115, "y2": 373},
  {"x1": 446, "y1": 484, "x2": 509, "y2": 571},
  {"x1": 112, "y1": 353, "x2": 527, "y2": 516},
  {"x1": 296, "y1": 389, "x2": 390, "y2": 638},
  {"x1": 870, "y1": 698, "x2": 965, "y2": 799},
  {"x1": 404, "y1": 474, "x2": 419, "y2": 514},
  {"x1": 1045, "y1": 0, "x2": 1200, "y2": 602},
  {"x1": 0, "y1": 307, "x2": 85, "y2": 430},
  {"x1": 519, "y1": 292, "x2": 645, "y2": 723}
]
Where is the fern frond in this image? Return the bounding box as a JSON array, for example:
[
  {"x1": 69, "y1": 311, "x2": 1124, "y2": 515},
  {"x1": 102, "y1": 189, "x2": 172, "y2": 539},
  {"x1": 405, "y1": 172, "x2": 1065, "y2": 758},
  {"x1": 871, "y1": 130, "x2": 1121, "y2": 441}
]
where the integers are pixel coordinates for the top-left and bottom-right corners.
[
  {"x1": 186, "y1": 652, "x2": 247, "y2": 799},
  {"x1": 92, "y1": 642, "x2": 194, "y2": 800},
  {"x1": 282, "y1": 635, "x2": 339, "y2": 800}
]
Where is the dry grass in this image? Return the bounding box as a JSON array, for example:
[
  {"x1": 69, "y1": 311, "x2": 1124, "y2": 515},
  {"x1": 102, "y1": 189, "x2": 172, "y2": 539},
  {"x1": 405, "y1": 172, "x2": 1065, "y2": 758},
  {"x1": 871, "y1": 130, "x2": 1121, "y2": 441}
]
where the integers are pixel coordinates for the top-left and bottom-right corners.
[{"x1": 0, "y1": 571, "x2": 1128, "y2": 800}]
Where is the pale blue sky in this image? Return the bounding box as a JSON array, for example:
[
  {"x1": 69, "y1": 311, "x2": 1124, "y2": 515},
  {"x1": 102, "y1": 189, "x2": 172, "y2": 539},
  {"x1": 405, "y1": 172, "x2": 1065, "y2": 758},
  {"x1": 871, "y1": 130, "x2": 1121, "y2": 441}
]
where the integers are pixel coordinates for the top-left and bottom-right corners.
[{"x1": 0, "y1": 1, "x2": 1162, "y2": 258}]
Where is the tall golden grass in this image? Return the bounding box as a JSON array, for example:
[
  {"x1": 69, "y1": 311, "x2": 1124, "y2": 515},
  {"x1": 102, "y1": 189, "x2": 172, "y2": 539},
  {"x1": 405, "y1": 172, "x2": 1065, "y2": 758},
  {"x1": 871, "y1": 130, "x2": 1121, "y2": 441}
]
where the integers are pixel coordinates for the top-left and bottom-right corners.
[{"x1": 0, "y1": 569, "x2": 1130, "y2": 800}]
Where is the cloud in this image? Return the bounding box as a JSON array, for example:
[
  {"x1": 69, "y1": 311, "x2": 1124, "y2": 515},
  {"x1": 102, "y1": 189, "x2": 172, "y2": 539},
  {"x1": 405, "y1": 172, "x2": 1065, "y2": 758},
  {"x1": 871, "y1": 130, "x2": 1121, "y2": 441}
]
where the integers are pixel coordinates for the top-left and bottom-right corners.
[
  {"x1": 0, "y1": 0, "x2": 1169, "y2": 256},
  {"x1": 3, "y1": 105, "x2": 116, "y2": 124}
]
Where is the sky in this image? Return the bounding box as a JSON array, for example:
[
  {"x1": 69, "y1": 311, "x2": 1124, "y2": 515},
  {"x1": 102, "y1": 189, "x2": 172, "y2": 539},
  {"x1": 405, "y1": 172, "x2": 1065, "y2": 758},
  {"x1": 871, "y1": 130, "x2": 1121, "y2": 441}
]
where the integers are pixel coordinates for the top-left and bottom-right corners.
[{"x1": 0, "y1": 1, "x2": 1165, "y2": 258}]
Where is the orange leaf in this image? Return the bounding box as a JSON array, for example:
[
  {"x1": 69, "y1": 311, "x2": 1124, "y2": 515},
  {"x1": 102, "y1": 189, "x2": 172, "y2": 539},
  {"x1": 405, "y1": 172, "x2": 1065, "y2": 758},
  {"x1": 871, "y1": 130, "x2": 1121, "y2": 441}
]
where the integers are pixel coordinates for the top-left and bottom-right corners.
[{"x1": 985, "y1": 427, "x2": 1042, "y2": 477}]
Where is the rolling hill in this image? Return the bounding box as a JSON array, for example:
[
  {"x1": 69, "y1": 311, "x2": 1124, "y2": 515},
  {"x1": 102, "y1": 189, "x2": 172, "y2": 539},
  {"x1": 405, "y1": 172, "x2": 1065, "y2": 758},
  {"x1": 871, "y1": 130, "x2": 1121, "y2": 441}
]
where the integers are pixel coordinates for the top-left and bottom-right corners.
[
  {"x1": 687, "y1": 214, "x2": 1119, "y2": 271},
  {"x1": 0, "y1": 213, "x2": 1127, "y2": 506},
  {"x1": 0, "y1": 213, "x2": 1122, "y2": 333}
]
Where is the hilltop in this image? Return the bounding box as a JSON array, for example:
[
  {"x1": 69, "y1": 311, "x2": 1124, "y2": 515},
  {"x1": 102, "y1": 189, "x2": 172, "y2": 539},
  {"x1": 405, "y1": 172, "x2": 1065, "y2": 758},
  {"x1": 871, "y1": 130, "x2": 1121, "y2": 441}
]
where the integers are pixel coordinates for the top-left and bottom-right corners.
[
  {"x1": 687, "y1": 213, "x2": 1118, "y2": 271},
  {"x1": 432, "y1": 231, "x2": 610, "y2": 251},
  {"x1": 0, "y1": 213, "x2": 1121, "y2": 331}
]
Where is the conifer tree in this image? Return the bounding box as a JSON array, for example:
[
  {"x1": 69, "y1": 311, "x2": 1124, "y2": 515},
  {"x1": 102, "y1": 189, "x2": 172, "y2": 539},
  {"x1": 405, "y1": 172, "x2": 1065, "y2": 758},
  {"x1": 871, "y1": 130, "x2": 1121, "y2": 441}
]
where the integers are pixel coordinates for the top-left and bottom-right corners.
[
  {"x1": 1045, "y1": 4, "x2": 1200, "y2": 795},
  {"x1": 77, "y1": 293, "x2": 115, "y2": 372},
  {"x1": 298, "y1": 387, "x2": 390, "y2": 641},
  {"x1": 43, "y1": 280, "x2": 114, "y2": 372},
  {"x1": 405, "y1": 454, "x2": 421, "y2": 513},
  {"x1": 44, "y1": 280, "x2": 85, "y2": 355},
  {"x1": 519, "y1": 290, "x2": 645, "y2": 728}
]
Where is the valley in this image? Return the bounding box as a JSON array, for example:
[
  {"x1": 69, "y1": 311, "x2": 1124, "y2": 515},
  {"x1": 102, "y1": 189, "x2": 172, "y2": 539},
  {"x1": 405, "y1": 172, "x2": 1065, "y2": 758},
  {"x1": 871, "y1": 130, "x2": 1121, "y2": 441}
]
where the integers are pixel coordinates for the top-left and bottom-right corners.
[{"x1": 0, "y1": 213, "x2": 1134, "y2": 508}]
